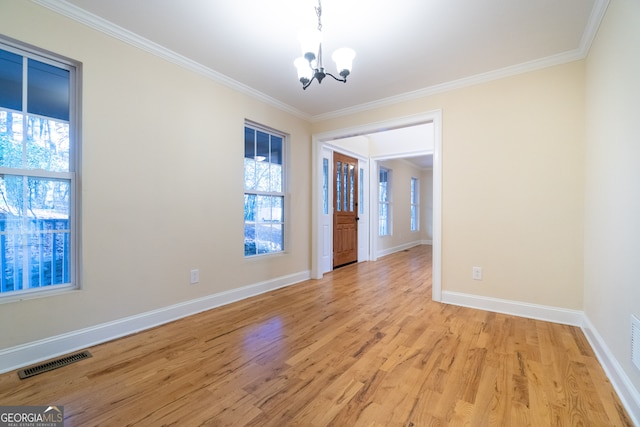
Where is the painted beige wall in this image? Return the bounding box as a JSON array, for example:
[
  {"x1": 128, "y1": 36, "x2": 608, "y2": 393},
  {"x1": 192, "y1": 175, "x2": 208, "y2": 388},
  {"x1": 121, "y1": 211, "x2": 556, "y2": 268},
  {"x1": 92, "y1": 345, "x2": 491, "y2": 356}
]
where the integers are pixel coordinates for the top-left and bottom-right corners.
[
  {"x1": 313, "y1": 62, "x2": 585, "y2": 310},
  {"x1": 0, "y1": 1, "x2": 586, "y2": 351},
  {"x1": 0, "y1": 2, "x2": 311, "y2": 348},
  {"x1": 585, "y1": 0, "x2": 640, "y2": 394},
  {"x1": 377, "y1": 159, "x2": 424, "y2": 253}
]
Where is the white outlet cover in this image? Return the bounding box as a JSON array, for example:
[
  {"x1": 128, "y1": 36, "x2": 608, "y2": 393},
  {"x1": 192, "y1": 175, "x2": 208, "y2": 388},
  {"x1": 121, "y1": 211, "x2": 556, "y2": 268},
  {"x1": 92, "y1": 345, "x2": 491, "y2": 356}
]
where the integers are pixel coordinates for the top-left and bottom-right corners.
[{"x1": 190, "y1": 269, "x2": 199, "y2": 284}]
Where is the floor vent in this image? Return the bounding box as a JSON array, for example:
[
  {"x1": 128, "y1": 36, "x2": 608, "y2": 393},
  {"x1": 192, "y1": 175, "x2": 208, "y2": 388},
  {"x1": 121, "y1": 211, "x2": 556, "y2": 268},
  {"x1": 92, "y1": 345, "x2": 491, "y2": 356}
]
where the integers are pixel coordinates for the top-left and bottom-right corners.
[
  {"x1": 632, "y1": 315, "x2": 640, "y2": 371},
  {"x1": 17, "y1": 350, "x2": 92, "y2": 379}
]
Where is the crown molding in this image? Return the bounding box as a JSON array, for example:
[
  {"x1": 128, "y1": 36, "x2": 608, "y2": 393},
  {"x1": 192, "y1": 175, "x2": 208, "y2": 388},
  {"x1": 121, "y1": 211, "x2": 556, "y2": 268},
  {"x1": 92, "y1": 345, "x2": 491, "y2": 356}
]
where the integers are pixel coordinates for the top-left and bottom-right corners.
[
  {"x1": 31, "y1": 0, "x2": 312, "y2": 121},
  {"x1": 310, "y1": 50, "x2": 582, "y2": 122},
  {"x1": 32, "y1": 0, "x2": 609, "y2": 124},
  {"x1": 311, "y1": 0, "x2": 610, "y2": 122}
]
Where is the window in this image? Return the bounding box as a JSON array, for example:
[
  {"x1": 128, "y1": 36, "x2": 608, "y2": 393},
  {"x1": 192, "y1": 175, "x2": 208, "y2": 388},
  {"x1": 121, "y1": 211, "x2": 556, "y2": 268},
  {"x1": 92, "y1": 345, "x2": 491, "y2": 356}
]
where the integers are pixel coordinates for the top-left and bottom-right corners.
[
  {"x1": 244, "y1": 123, "x2": 285, "y2": 256},
  {"x1": 379, "y1": 167, "x2": 391, "y2": 236},
  {"x1": 410, "y1": 177, "x2": 419, "y2": 232},
  {"x1": 0, "y1": 39, "x2": 79, "y2": 298}
]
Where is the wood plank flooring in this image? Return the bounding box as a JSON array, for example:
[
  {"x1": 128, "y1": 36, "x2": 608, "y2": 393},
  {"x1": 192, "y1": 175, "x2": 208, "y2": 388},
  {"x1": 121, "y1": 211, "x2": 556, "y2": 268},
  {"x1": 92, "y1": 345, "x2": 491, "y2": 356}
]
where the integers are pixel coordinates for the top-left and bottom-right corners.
[{"x1": 0, "y1": 245, "x2": 633, "y2": 426}]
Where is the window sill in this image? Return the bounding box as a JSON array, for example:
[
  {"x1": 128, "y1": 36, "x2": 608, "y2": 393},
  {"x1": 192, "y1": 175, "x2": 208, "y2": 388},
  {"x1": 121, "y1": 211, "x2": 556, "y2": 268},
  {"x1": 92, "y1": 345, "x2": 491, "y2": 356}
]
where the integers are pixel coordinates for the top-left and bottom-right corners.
[{"x1": 0, "y1": 285, "x2": 79, "y2": 304}]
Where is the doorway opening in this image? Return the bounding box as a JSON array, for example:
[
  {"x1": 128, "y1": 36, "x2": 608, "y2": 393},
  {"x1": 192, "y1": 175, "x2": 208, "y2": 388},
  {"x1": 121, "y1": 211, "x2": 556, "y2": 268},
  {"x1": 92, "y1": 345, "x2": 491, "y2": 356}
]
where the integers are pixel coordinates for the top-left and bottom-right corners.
[{"x1": 311, "y1": 111, "x2": 442, "y2": 302}]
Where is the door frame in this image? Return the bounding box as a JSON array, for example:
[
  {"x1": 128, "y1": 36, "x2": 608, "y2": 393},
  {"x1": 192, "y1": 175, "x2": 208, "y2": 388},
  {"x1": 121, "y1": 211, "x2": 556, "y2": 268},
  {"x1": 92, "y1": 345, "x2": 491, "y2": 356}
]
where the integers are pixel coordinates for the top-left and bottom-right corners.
[
  {"x1": 319, "y1": 147, "x2": 370, "y2": 273},
  {"x1": 311, "y1": 110, "x2": 443, "y2": 302}
]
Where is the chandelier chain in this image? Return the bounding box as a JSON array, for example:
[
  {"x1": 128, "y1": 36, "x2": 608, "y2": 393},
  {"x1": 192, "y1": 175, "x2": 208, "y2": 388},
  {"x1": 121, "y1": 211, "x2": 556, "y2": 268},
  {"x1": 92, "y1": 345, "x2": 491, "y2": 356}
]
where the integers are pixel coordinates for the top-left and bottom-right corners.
[{"x1": 315, "y1": 0, "x2": 322, "y2": 32}]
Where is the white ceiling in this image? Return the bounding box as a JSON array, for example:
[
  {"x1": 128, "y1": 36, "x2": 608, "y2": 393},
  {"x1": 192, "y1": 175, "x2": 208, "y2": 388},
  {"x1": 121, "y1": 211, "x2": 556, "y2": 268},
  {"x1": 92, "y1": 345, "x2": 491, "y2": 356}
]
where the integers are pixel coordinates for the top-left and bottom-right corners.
[{"x1": 40, "y1": 0, "x2": 606, "y2": 120}]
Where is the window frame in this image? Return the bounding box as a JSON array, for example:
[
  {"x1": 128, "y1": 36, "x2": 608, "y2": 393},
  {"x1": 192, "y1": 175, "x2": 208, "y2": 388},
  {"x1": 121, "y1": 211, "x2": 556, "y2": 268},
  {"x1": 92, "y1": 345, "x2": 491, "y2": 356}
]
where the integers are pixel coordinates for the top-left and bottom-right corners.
[
  {"x1": 243, "y1": 121, "x2": 287, "y2": 257},
  {"x1": 0, "y1": 35, "x2": 82, "y2": 302}
]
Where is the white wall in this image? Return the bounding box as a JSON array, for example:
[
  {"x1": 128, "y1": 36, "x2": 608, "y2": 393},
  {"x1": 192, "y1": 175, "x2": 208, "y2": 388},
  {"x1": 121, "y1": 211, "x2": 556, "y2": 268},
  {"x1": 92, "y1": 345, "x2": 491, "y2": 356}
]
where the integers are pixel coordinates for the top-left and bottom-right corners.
[{"x1": 584, "y1": 0, "x2": 640, "y2": 419}]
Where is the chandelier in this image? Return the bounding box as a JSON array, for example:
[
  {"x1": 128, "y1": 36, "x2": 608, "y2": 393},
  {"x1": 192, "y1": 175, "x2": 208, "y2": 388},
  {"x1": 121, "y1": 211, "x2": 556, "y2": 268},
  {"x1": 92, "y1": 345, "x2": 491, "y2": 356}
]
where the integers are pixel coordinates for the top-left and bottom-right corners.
[{"x1": 294, "y1": 0, "x2": 356, "y2": 90}]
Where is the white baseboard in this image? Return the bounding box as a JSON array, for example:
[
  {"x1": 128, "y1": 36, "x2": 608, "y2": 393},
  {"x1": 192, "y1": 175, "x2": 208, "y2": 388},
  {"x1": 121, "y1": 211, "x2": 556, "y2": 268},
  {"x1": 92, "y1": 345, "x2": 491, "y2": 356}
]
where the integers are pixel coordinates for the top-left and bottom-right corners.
[
  {"x1": 441, "y1": 290, "x2": 640, "y2": 424},
  {"x1": 582, "y1": 316, "x2": 640, "y2": 426},
  {"x1": 441, "y1": 290, "x2": 584, "y2": 326},
  {"x1": 0, "y1": 270, "x2": 310, "y2": 374},
  {"x1": 377, "y1": 241, "x2": 424, "y2": 258}
]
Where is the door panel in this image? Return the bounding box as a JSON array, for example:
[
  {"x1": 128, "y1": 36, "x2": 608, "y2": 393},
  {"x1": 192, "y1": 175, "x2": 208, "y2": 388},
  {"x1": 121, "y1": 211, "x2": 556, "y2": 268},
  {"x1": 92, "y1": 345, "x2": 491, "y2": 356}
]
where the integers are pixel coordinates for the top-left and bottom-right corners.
[{"x1": 333, "y1": 152, "x2": 358, "y2": 267}]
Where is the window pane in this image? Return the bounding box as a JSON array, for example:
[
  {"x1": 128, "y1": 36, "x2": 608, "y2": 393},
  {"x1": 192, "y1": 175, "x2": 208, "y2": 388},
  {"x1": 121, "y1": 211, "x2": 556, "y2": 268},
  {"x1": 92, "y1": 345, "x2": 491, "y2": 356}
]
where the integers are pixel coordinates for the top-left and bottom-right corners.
[
  {"x1": 244, "y1": 157, "x2": 256, "y2": 190},
  {"x1": 336, "y1": 161, "x2": 341, "y2": 211},
  {"x1": 27, "y1": 177, "x2": 70, "y2": 216},
  {"x1": 244, "y1": 223, "x2": 256, "y2": 256},
  {"x1": 379, "y1": 203, "x2": 388, "y2": 236},
  {"x1": 343, "y1": 163, "x2": 348, "y2": 212},
  {"x1": 256, "y1": 223, "x2": 282, "y2": 254},
  {"x1": 411, "y1": 205, "x2": 417, "y2": 231},
  {"x1": 323, "y1": 158, "x2": 329, "y2": 215},
  {"x1": 271, "y1": 196, "x2": 284, "y2": 223},
  {"x1": 244, "y1": 194, "x2": 256, "y2": 221},
  {"x1": 244, "y1": 127, "x2": 255, "y2": 158},
  {"x1": 0, "y1": 49, "x2": 22, "y2": 111},
  {"x1": 269, "y1": 162, "x2": 282, "y2": 192},
  {"x1": 26, "y1": 115, "x2": 70, "y2": 172},
  {"x1": 244, "y1": 128, "x2": 256, "y2": 191},
  {"x1": 379, "y1": 170, "x2": 388, "y2": 203},
  {"x1": 256, "y1": 195, "x2": 271, "y2": 222},
  {"x1": 349, "y1": 165, "x2": 354, "y2": 212},
  {"x1": 256, "y1": 131, "x2": 270, "y2": 162},
  {"x1": 0, "y1": 110, "x2": 24, "y2": 168},
  {"x1": 0, "y1": 176, "x2": 71, "y2": 292},
  {"x1": 270, "y1": 135, "x2": 282, "y2": 165},
  {"x1": 0, "y1": 174, "x2": 25, "y2": 217},
  {"x1": 28, "y1": 58, "x2": 70, "y2": 121},
  {"x1": 410, "y1": 178, "x2": 416, "y2": 203},
  {"x1": 255, "y1": 159, "x2": 270, "y2": 191}
]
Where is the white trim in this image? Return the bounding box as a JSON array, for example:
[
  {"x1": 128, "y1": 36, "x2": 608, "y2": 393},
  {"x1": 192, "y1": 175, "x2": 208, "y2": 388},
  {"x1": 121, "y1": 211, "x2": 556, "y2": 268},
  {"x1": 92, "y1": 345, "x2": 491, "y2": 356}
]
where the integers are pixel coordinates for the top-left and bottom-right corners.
[
  {"x1": 311, "y1": 53, "x2": 581, "y2": 122},
  {"x1": 441, "y1": 291, "x2": 584, "y2": 326},
  {"x1": 582, "y1": 316, "x2": 640, "y2": 426},
  {"x1": 431, "y1": 112, "x2": 443, "y2": 301},
  {"x1": 0, "y1": 270, "x2": 309, "y2": 374},
  {"x1": 377, "y1": 241, "x2": 424, "y2": 259}
]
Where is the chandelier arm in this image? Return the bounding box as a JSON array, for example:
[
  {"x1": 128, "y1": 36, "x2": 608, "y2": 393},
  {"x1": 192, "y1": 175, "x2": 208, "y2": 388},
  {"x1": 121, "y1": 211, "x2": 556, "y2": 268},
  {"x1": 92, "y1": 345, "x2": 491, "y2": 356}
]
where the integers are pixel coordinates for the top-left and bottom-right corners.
[
  {"x1": 302, "y1": 74, "x2": 317, "y2": 90},
  {"x1": 325, "y1": 72, "x2": 347, "y2": 83}
]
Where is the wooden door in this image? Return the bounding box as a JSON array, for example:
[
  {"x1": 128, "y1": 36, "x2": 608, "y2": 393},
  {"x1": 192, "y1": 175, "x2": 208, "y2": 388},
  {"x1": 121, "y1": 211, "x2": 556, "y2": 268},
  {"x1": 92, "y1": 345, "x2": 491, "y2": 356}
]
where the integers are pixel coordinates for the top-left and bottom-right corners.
[{"x1": 333, "y1": 152, "x2": 358, "y2": 268}]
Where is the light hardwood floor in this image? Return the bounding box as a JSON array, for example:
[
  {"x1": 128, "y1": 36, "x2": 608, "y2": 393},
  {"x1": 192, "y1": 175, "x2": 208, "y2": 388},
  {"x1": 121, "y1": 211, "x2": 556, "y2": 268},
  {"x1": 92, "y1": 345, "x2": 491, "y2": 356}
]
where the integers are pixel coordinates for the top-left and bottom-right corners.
[{"x1": 0, "y1": 245, "x2": 632, "y2": 426}]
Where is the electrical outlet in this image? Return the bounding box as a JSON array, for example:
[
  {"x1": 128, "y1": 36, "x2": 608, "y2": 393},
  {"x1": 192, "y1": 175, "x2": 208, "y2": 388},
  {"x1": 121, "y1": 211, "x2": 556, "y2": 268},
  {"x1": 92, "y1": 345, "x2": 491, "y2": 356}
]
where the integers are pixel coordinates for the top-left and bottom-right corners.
[
  {"x1": 472, "y1": 266, "x2": 483, "y2": 281},
  {"x1": 190, "y1": 269, "x2": 199, "y2": 284}
]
